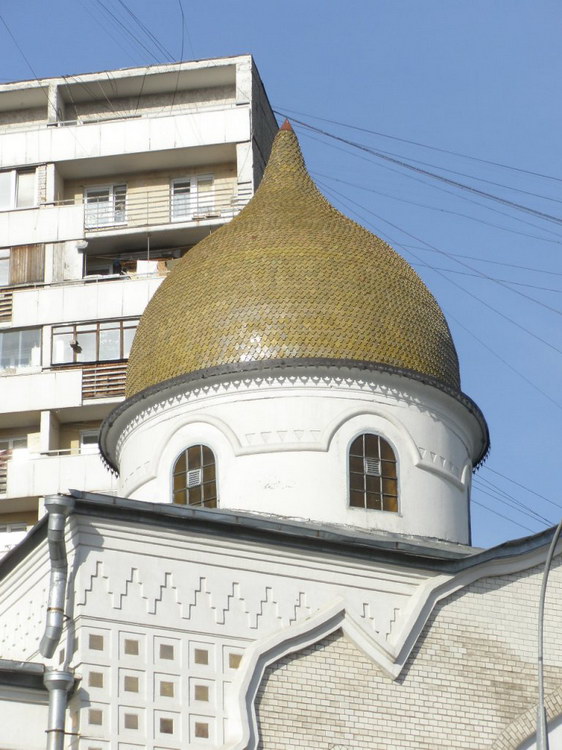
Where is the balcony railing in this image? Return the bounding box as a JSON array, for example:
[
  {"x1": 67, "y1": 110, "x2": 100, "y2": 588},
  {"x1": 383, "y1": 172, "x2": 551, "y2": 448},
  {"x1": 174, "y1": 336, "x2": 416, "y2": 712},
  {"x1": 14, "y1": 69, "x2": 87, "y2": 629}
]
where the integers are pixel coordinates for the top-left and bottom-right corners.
[
  {"x1": 82, "y1": 360, "x2": 128, "y2": 399},
  {"x1": 83, "y1": 183, "x2": 252, "y2": 233}
]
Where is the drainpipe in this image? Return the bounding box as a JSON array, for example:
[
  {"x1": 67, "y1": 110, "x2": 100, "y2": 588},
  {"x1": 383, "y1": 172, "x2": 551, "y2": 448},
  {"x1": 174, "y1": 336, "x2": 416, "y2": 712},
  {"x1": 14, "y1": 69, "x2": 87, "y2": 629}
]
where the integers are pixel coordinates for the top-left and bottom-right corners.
[
  {"x1": 39, "y1": 494, "x2": 75, "y2": 750},
  {"x1": 537, "y1": 519, "x2": 562, "y2": 750},
  {"x1": 43, "y1": 669, "x2": 74, "y2": 750},
  {"x1": 39, "y1": 494, "x2": 74, "y2": 659}
]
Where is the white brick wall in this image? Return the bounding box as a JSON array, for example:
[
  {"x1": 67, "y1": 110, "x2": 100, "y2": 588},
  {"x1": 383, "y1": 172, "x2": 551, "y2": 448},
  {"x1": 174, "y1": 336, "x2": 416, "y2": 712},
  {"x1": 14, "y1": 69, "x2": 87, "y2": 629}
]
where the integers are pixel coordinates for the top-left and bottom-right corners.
[{"x1": 256, "y1": 560, "x2": 562, "y2": 749}]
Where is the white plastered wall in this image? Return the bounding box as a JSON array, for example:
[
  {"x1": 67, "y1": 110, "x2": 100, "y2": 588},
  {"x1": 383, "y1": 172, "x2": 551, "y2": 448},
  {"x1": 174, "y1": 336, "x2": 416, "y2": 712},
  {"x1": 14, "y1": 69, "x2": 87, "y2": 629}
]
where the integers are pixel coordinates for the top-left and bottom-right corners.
[{"x1": 114, "y1": 369, "x2": 486, "y2": 544}]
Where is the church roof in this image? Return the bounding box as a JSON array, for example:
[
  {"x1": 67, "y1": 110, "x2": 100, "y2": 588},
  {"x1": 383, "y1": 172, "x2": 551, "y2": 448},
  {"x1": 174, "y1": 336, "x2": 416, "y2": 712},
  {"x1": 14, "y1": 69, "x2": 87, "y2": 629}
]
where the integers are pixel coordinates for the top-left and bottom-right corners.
[
  {"x1": 126, "y1": 122, "x2": 461, "y2": 398},
  {"x1": 3, "y1": 490, "x2": 557, "y2": 574}
]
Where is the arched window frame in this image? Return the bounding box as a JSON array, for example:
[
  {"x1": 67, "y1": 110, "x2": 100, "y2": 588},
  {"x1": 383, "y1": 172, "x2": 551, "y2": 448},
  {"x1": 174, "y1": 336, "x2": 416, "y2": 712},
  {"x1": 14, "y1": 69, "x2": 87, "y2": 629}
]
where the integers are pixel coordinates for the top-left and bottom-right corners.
[
  {"x1": 172, "y1": 443, "x2": 218, "y2": 508},
  {"x1": 348, "y1": 432, "x2": 399, "y2": 513}
]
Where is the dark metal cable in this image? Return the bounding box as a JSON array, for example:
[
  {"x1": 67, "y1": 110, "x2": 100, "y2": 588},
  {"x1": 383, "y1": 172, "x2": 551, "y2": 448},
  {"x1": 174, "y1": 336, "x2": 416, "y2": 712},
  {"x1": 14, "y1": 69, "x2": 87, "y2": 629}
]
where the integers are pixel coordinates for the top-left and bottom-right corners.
[
  {"x1": 318, "y1": 180, "x2": 562, "y2": 352},
  {"x1": 312, "y1": 170, "x2": 562, "y2": 248},
  {"x1": 294, "y1": 116, "x2": 562, "y2": 228},
  {"x1": 274, "y1": 106, "x2": 562, "y2": 185},
  {"x1": 301, "y1": 127, "x2": 562, "y2": 243}
]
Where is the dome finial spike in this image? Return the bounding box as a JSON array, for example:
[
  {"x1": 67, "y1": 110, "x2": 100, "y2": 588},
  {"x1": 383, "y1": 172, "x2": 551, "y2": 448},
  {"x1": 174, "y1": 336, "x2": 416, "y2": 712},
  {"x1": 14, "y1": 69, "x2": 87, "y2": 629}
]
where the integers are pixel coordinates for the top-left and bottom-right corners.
[{"x1": 280, "y1": 118, "x2": 293, "y2": 131}]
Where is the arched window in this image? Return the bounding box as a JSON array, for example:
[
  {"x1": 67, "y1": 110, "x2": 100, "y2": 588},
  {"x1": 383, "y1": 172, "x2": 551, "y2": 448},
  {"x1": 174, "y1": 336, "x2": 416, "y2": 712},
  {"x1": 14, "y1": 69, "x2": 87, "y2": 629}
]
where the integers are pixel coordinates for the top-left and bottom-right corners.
[
  {"x1": 349, "y1": 434, "x2": 398, "y2": 512},
  {"x1": 173, "y1": 444, "x2": 217, "y2": 507}
]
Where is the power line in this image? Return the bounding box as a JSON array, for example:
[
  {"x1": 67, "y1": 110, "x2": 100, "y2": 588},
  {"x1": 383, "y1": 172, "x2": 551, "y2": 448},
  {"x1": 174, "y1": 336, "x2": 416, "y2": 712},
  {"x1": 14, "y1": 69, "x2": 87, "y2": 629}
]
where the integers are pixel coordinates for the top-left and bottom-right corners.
[
  {"x1": 94, "y1": 0, "x2": 162, "y2": 63},
  {"x1": 290, "y1": 115, "x2": 562, "y2": 229},
  {"x1": 301, "y1": 127, "x2": 562, "y2": 245},
  {"x1": 78, "y1": 0, "x2": 145, "y2": 66},
  {"x1": 116, "y1": 0, "x2": 175, "y2": 62},
  {"x1": 0, "y1": 13, "x2": 42, "y2": 82},
  {"x1": 274, "y1": 106, "x2": 562, "y2": 185},
  {"x1": 474, "y1": 476, "x2": 554, "y2": 526},
  {"x1": 316, "y1": 179, "x2": 562, "y2": 413},
  {"x1": 312, "y1": 169, "x2": 562, "y2": 248},
  {"x1": 318, "y1": 179, "x2": 562, "y2": 350},
  {"x1": 482, "y1": 467, "x2": 562, "y2": 513},
  {"x1": 410, "y1": 263, "x2": 562, "y2": 295},
  {"x1": 403, "y1": 245, "x2": 562, "y2": 276},
  {"x1": 443, "y1": 309, "x2": 562, "y2": 413},
  {"x1": 472, "y1": 499, "x2": 536, "y2": 534},
  {"x1": 170, "y1": 0, "x2": 186, "y2": 109}
]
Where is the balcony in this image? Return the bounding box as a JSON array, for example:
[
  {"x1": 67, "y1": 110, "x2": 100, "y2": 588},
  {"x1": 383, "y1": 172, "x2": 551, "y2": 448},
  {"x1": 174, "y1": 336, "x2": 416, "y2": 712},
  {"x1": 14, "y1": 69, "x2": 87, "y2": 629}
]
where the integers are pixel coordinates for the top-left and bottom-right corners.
[
  {"x1": 82, "y1": 182, "x2": 252, "y2": 238},
  {"x1": 3, "y1": 450, "x2": 117, "y2": 499},
  {"x1": 12, "y1": 274, "x2": 163, "y2": 328},
  {"x1": 0, "y1": 105, "x2": 250, "y2": 171},
  {"x1": 82, "y1": 361, "x2": 127, "y2": 400},
  {"x1": 0, "y1": 202, "x2": 83, "y2": 247},
  {"x1": 0, "y1": 368, "x2": 83, "y2": 418}
]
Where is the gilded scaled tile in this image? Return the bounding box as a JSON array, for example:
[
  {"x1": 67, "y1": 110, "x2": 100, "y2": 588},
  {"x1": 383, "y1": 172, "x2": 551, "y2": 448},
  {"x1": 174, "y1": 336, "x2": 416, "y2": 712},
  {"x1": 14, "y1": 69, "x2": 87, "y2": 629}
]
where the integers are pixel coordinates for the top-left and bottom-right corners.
[{"x1": 126, "y1": 127, "x2": 460, "y2": 397}]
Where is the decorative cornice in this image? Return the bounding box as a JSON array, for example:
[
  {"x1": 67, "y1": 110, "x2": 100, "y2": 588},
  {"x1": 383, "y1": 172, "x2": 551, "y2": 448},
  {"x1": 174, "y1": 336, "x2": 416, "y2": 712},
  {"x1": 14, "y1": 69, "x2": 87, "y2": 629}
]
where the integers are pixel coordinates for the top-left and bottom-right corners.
[{"x1": 100, "y1": 359, "x2": 489, "y2": 474}]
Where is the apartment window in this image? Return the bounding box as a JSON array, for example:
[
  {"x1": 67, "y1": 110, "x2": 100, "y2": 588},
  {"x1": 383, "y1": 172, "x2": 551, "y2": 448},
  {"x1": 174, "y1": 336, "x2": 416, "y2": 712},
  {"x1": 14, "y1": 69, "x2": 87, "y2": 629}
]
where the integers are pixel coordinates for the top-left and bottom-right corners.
[
  {"x1": 0, "y1": 250, "x2": 8, "y2": 286},
  {"x1": 171, "y1": 175, "x2": 214, "y2": 221},
  {"x1": 80, "y1": 430, "x2": 99, "y2": 454},
  {"x1": 349, "y1": 434, "x2": 398, "y2": 512},
  {"x1": 52, "y1": 319, "x2": 138, "y2": 364},
  {"x1": 0, "y1": 168, "x2": 37, "y2": 210},
  {"x1": 0, "y1": 522, "x2": 27, "y2": 533},
  {"x1": 0, "y1": 245, "x2": 45, "y2": 286},
  {"x1": 173, "y1": 445, "x2": 217, "y2": 507},
  {"x1": 0, "y1": 328, "x2": 41, "y2": 371},
  {"x1": 85, "y1": 184, "x2": 127, "y2": 228},
  {"x1": 0, "y1": 437, "x2": 27, "y2": 456},
  {"x1": 0, "y1": 437, "x2": 27, "y2": 492}
]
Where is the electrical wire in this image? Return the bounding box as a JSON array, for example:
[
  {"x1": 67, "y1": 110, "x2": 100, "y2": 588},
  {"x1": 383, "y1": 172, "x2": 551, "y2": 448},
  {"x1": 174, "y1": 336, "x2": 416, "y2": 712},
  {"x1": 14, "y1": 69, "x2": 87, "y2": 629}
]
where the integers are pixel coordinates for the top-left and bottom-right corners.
[
  {"x1": 274, "y1": 106, "x2": 562, "y2": 185},
  {"x1": 170, "y1": 0, "x2": 186, "y2": 109},
  {"x1": 410, "y1": 263, "x2": 562, "y2": 294},
  {"x1": 291, "y1": 116, "x2": 562, "y2": 229},
  {"x1": 0, "y1": 13, "x2": 42, "y2": 82},
  {"x1": 311, "y1": 170, "x2": 562, "y2": 248},
  {"x1": 473, "y1": 476, "x2": 554, "y2": 526},
  {"x1": 315, "y1": 180, "x2": 562, "y2": 414},
  {"x1": 77, "y1": 0, "x2": 145, "y2": 66},
  {"x1": 471, "y1": 500, "x2": 536, "y2": 533},
  {"x1": 403, "y1": 246, "x2": 562, "y2": 276},
  {"x1": 482, "y1": 467, "x2": 562, "y2": 512},
  {"x1": 116, "y1": 0, "x2": 175, "y2": 62},
  {"x1": 300, "y1": 127, "x2": 562, "y2": 244},
  {"x1": 94, "y1": 0, "x2": 162, "y2": 63},
  {"x1": 443, "y1": 309, "x2": 562, "y2": 413},
  {"x1": 317, "y1": 179, "x2": 562, "y2": 353}
]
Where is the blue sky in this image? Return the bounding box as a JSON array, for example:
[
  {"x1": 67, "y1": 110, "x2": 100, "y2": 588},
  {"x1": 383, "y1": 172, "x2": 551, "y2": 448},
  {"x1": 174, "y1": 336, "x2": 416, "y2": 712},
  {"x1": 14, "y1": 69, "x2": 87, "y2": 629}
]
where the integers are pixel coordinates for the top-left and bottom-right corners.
[{"x1": 2, "y1": 1, "x2": 561, "y2": 547}]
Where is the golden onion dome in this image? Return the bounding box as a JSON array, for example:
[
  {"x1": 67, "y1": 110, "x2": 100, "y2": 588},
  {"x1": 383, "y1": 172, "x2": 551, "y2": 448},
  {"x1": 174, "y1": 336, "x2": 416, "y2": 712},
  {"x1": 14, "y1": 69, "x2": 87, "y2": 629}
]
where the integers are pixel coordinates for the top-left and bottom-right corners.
[{"x1": 126, "y1": 122, "x2": 461, "y2": 398}]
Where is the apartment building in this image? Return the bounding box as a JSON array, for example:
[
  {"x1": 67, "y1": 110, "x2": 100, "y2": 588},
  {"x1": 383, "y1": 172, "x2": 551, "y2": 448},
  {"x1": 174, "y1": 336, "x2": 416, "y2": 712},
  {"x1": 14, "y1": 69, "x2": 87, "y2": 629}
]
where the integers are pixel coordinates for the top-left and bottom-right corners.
[{"x1": 0, "y1": 55, "x2": 277, "y2": 553}]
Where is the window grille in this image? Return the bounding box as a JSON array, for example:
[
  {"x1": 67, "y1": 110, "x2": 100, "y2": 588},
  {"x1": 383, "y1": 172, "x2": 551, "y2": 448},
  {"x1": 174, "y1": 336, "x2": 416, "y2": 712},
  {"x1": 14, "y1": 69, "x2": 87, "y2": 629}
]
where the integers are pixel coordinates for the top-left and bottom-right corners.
[
  {"x1": 173, "y1": 445, "x2": 217, "y2": 508},
  {"x1": 349, "y1": 434, "x2": 398, "y2": 512}
]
